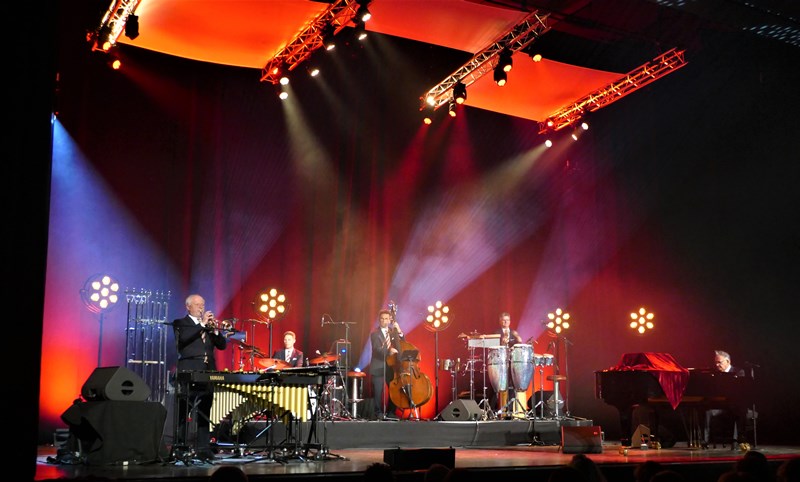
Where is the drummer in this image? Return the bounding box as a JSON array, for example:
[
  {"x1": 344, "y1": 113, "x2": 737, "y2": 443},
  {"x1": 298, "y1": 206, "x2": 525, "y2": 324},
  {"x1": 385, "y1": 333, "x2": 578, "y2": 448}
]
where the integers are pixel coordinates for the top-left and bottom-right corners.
[{"x1": 272, "y1": 330, "x2": 304, "y2": 367}]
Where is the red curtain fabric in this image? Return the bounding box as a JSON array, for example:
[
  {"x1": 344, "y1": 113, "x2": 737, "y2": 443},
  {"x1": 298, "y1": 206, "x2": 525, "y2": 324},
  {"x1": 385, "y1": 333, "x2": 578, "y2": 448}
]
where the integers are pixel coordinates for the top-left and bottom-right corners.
[{"x1": 610, "y1": 352, "x2": 689, "y2": 409}]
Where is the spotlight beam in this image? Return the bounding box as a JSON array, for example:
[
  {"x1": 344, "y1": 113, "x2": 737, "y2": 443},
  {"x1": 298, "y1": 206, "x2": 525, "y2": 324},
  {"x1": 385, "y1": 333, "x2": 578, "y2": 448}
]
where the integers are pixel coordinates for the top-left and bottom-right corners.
[{"x1": 420, "y1": 11, "x2": 551, "y2": 111}]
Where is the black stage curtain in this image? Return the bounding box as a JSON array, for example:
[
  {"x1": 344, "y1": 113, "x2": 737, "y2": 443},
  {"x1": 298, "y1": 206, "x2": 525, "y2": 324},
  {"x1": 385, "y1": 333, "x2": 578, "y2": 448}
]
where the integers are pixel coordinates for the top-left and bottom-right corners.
[{"x1": 61, "y1": 400, "x2": 166, "y2": 465}]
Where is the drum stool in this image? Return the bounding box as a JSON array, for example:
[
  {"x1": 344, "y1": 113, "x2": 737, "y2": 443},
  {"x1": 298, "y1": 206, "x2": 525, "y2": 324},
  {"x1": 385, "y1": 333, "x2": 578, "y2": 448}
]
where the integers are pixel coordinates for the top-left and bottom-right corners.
[{"x1": 546, "y1": 375, "x2": 567, "y2": 418}]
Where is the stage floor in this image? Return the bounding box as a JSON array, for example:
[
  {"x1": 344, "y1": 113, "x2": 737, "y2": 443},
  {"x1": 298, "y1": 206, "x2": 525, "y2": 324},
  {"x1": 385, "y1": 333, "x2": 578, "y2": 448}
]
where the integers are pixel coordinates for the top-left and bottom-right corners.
[{"x1": 36, "y1": 419, "x2": 799, "y2": 482}]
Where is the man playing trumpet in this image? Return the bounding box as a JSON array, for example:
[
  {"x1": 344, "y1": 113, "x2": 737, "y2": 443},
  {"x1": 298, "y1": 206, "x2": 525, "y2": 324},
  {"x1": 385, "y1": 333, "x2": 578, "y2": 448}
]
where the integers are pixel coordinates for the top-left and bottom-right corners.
[{"x1": 173, "y1": 293, "x2": 228, "y2": 462}]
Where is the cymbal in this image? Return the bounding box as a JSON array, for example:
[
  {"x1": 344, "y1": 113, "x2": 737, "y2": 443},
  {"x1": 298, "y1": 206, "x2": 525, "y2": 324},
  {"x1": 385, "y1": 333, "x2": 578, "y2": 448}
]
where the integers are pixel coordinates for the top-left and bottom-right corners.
[
  {"x1": 309, "y1": 353, "x2": 338, "y2": 365},
  {"x1": 256, "y1": 358, "x2": 291, "y2": 370},
  {"x1": 240, "y1": 346, "x2": 267, "y2": 357}
]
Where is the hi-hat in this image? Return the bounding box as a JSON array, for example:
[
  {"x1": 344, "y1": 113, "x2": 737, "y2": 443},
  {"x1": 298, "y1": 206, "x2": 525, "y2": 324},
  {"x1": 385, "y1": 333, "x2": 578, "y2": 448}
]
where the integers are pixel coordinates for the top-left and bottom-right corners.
[{"x1": 309, "y1": 353, "x2": 338, "y2": 365}]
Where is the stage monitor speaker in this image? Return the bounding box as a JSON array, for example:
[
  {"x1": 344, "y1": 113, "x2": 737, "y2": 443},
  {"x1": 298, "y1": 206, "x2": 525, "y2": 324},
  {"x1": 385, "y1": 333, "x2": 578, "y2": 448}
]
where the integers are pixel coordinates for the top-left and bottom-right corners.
[
  {"x1": 438, "y1": 399, "x2": 481, "y2": 421},
  {"x1": 561, "y1": 425, "x2": 603, "y2": 454},
  {"x1": 81, "y1": 366, "x2": 151, "y2": 401},
  {"x1": 384, "y1": 448, "x2": 455, "y2": 470}
]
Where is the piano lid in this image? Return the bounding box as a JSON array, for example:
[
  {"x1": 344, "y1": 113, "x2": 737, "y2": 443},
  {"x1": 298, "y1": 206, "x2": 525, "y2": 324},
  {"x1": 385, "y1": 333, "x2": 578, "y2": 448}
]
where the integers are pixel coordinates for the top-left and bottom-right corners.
[{"x1": 605, "y1": 352, "x2": 689, "y2": 409}]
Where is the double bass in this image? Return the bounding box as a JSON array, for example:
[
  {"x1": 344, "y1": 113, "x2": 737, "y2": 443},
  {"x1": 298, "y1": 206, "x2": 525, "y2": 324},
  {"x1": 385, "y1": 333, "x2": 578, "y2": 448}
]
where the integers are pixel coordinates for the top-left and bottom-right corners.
[{"x1": 387, "y1": 303, "x2": 433, "y2": 411}]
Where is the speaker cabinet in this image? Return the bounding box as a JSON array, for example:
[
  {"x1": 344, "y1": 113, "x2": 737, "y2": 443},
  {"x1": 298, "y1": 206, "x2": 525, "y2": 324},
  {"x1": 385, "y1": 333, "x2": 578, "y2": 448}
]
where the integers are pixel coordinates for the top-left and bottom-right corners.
[
  {"x1": 384, "y1": 448, "x2": 455, "y2": 470},
  {"x1": 438, "y1": 399, "x2": 482, "y2": 421},
  {"x1": 561, "y1": 425, "x2": 603, "y2": 454},
  {"x1": 81, "y1": 366, "x2": 151, "y2": 401}
]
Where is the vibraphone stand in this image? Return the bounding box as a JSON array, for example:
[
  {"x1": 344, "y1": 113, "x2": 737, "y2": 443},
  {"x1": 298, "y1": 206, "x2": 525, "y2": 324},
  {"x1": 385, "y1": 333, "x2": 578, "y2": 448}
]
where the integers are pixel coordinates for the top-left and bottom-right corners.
[{"x1": 169, "y1": 379, "x2": 211, "y2": 465}]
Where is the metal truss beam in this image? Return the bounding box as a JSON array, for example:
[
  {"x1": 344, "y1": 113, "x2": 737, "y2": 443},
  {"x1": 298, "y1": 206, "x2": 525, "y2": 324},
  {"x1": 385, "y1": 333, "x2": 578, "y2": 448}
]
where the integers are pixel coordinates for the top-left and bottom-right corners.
[
  {"x1": 261, "y1": 0, "x2": 360, "y2": 84},
  {"x1": 420, "y1": 11, "x2": 551, "y2": 110},
  {"x1": 539, "y1": 48, "x2": 688, "y2": 133},
  {"x1": 88, "y1": 0, "x2": 141, "y2": 52}
]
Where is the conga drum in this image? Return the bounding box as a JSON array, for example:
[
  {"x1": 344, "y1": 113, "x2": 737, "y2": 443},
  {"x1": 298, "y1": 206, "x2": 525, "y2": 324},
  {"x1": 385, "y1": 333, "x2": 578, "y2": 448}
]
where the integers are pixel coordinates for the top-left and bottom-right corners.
[
  {"x1": 510, "y1": 344, "x2": 534, "y2": 418},
  {"x1": 510, "y1": 344, "x2": 534, "y2": 392},
  {"x1": 486, "y1": 346, "x2": 508, "y2": 393}
]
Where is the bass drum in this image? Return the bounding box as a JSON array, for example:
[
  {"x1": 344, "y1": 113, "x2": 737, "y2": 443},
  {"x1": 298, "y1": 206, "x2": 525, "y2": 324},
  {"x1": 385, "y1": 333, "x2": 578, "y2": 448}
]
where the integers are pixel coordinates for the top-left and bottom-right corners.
[
  {"x1": 486, "y1": 346, "x2": 508, "y2": 392},
  {"x1": 510, "y1": 343, "x2": 534, "y2": 392}
]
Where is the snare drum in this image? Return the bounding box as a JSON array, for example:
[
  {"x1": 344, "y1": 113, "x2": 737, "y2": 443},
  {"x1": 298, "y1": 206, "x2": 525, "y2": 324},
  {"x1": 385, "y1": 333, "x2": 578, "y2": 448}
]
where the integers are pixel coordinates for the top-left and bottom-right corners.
[
  {"x1": 487, "y1": 346, "x2": 508, "y2": 392},
  {"x1": 510, "y1": 344, "x2": 534, "y2": 392}
]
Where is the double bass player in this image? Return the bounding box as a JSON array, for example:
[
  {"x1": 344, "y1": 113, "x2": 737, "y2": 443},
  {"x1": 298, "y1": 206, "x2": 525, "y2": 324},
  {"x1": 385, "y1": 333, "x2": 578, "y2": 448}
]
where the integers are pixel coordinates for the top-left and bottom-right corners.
[{"x1": 370, "y1": 305, "x2": 404, "y2": 420}]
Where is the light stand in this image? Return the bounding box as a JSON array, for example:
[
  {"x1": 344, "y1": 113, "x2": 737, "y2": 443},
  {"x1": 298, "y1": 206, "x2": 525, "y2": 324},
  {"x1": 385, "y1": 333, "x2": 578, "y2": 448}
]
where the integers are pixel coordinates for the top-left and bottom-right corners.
[
  {"x1": 558, "y1": 334, "x2": 573, "y2": 417},
  {"x1": 80, "y1": 274, "x2": 120, "y2": 368},
  {"x1": 423, "y1": 300, "x2": 451, "y2": 419}
]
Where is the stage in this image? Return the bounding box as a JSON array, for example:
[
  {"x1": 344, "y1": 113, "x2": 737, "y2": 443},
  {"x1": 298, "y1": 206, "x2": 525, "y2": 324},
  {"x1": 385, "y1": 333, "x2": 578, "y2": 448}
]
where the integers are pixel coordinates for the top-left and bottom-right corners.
[{"x1": 36, "y1": 418, "x2": 799, "y2": 482}]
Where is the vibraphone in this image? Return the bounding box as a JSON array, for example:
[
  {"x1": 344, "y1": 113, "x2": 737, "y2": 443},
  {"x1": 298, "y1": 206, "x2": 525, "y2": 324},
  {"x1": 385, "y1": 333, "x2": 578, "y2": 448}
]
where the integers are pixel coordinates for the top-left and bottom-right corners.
[{"x1": 173, "y1": 366, "x2": 335, "y2": 457}]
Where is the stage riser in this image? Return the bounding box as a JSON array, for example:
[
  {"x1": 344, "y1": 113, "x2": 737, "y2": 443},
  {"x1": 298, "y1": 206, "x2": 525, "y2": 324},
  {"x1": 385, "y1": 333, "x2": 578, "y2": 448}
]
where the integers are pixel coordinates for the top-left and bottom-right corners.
[{"x1": 233, "y1": 419, "x2": 593, "y2": 450}]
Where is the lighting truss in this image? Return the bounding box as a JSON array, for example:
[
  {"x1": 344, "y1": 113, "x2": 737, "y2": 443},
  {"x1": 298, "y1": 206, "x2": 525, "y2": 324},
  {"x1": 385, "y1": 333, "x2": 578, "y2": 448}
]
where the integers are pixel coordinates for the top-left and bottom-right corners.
[
  {"x1": 261, "y1": 0, "x2": 361, "y2": 84},
  {"x1": 420, "y1": 11, "x2": 551, "y2": 111},
  {"x1": 538, "y1": 48, "x2": 687, "y2": 133},
  {"x1": 88, "y1": 0, "x2": 141, "y2": 52}
]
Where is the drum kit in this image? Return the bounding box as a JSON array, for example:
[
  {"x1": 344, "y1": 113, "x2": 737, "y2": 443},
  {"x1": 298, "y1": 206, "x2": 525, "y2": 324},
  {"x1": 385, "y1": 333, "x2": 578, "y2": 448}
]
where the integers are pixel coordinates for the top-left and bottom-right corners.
[
  {"x1": 446, "y1": 332, "x2": 559, "y2": 420},
  {"x1": 224, "y1": 319, "x2": 364, "y2": 421}
]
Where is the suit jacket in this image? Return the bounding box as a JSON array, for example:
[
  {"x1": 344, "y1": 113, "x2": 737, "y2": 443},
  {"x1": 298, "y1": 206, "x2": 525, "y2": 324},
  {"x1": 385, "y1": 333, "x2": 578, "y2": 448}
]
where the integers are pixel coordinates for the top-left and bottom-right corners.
[
  {"x1": 369, "y1": 328, "x2": 404, "y2": 376},
  {"x1": 272, "y1": 348, "x2": 304, "y2": 367},
  {"x1": 173, "y1": 314, "x2": 228, "y2": 372}
]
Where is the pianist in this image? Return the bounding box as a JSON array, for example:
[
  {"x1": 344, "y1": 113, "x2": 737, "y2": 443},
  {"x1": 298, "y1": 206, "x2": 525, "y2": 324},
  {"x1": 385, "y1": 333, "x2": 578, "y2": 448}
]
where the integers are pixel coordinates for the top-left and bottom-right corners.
[
  {"x1": 706, "y1": 349, "x2": 748, "y2": 446},
  {"x1": 173, "y1": 294, "x2": 228, "y2": 462}
]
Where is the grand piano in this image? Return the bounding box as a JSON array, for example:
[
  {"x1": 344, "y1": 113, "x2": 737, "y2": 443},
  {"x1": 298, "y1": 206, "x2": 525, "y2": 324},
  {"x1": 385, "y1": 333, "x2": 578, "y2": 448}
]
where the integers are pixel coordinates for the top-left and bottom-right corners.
[{"x1": 595, "y1": 352, "x2": 754, "y2": 447}]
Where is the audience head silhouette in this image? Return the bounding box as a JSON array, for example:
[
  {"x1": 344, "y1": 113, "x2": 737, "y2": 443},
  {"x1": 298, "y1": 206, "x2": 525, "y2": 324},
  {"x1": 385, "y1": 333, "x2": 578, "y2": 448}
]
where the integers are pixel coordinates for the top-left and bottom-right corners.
[
  {"x1": 364, "y1": 462, "x2": 395, "y2": 481},
  {"x1": 210, "y1": 465, "x2": 249, "y2": 482},
  {"x1": 568, "y1": 454, "x2": 606, "y2": 482},
  {"x1": 425, "y1": 463, "x2": 452, "y2": 482}
]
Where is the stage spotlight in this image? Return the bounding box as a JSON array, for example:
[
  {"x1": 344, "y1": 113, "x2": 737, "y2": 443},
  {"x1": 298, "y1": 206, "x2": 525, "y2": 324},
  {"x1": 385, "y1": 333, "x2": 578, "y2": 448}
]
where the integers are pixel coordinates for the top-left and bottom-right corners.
[
  {"x1": 546, "y1": 307, "x2": 570, "y2": 334},
  {"x1": 124, "y1": 14, "x2": 139, "y2": 40},
  {"x1": 356, "y1": 2, "x2": 371, "y2": 22},
  {"x1": 531, "y1": 53, "x2": 543, "y2": 62},
  {"x1": 307, "y1": 65, "x2": 320, "y2": 77},
  {"x1": 424, "y1": 300, "x2": 450, "y2": 331},
  {"x1": 498, "y1": 48, "x2": 513, "y2": 72},
  {"x1": 353, "y1": 19, "x2": 368, "y2": 41},
  {"x1": 494, "y1": 65, "x2": 507, "y2": 86},
  {"x1": 453, "y1": 81, "x2": 467, "y2": 104},
  {"x1": 629, "y1": 307, "x2": 655, "y2": 334},
  {"x1": 423, "y1": 104, "x2": 434, "y2": 125},
  {"x1": 255, "y1": 288, "x2": 288, "y2": 320},
  {"x1": 448, "y1": 100, "x2": 457, "y2": 117},
  {"x1": 322, "y1": 24, "x2": 336, "y2": 50},
  {"x1": 545, "y1": 139, "x2": 553, "y2": 148},
  {"x1": 81, "y1": 274, "x2": 121, "y2": 314}
]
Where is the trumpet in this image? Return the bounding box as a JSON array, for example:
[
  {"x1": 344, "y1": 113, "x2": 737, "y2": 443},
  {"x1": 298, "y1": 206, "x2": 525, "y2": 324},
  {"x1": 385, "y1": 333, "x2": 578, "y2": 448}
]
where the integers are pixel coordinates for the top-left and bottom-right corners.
[{"x1": 203, "y1": 312, "x2": 237, "y2": 332}]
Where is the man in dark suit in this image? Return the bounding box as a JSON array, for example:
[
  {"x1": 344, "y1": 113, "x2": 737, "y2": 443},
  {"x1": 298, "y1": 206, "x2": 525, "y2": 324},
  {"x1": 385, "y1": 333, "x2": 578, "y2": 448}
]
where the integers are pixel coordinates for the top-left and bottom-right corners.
[
  {"x1": 272, "y1": 330, "x2": 304, "y2": 367},
  {"x1": 494, "y1": 312, "x2": 522, "y2": 416},
  {"x1": 369, "y1": 308, "x2": 404, "y2": 420},
  {"x1": 705, "y1": 349, "x2": 749, "y2": 446},
  {"x1": 173, "y1": 294, "x2": 227, "y2": 462}
]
